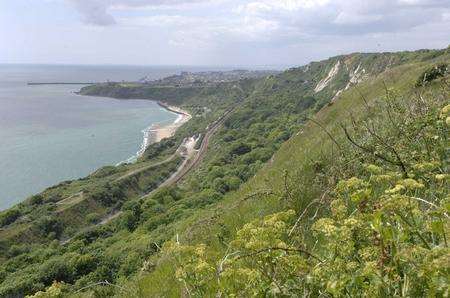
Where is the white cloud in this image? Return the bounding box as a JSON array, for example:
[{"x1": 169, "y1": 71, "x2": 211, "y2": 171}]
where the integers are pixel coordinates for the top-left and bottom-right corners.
[
  {"x1": 442, "y1": 11, "x2": 450, "y2": 21},
  {"x1": 234, "y1": 0, "x2": 450, "y2": 37},
  {"x1": 67, "y1": 0, "x2": 450, "y2": 39},
  {"x1": 119, "y1": 15, "x2": 198, "y2": 27},
  {"x1": 68, "y1": 0, "x2": 116, "y2": 25},
  {"x1": 60, "y1": 0, "x2": 450, "y2": 65},
  {"x1": 333, "y1": 12, "x2": 383, "y2": 25},
  {"x1": 67, "y1": 0, "x2": 212, "y2": 25}
]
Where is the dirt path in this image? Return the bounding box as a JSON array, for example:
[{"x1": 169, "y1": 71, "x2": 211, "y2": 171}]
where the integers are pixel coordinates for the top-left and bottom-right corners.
[
  {"x1": 115, "y1": 155, "x2": 177, "y2": 182},
  {"x1": 61, "y1": 105, "x2": 238, "y2": 244},
  {"x1": 140, "y1": 105, "x2": 238, "y2": 198},
  {"x1": 99, "y1": 211, "x2": 123, "y2": 225},
  {"x1": 171, "y1": 105, "x2": 237, "y2": 184}
]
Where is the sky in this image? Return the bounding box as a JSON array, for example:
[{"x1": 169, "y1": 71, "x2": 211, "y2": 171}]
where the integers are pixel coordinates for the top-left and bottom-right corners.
[{"x1": 0, "y1": 0, "x2": 449, "y2": 67}]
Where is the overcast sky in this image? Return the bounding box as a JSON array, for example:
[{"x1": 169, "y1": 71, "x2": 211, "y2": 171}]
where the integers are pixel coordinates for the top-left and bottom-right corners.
[{"x1": 0, "y1": 0, "x2": 449, "y2": 67}]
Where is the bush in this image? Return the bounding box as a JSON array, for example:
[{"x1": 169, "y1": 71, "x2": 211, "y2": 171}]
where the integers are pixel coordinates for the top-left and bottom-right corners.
[
  {"x1": 29, "y1": 195, "x2": 44, "y2": 205},
  {"x1": 212, "y1": 178, "x2": 229, "y2": 194},
  {"x1": 91, "y1": 166, "x2": 117, "y2": 178},
  {"x1": 70, "y1": 254, "x2": 97, "y2": 277},
  {"x1": 36, "y1": 216, "x2": 63, "y2": 238},
  {"x1": 8, "y1": 244, "x2": 30, "y2": 257},
  {"x1": 229, "y1": 142, "x2": 251, "y2": 156},
  {"x1": 26, "y1": 281, "x2": 65, "y2": 298},
  {"x1": 118, "y1": 252, "x2": 143, "y2": 277},
  {"x1": 224, "y1": 176, "x2": 242, "y2": 191},
  {"x1": 120, "y1": 211, "x2": 139, "y2": 232},
  {"x1": 87, "y1": 183, "x2": 125, "y2": 206},
  {"x1": 39, "y1": 258, "x2": 74, "y2": 284},
  {"x1": 167, "y1": 95, "x2": 450, "y2": 296},
  {"x1": 86, "y1": 213, "x2": 100, "y2": 224},
  {"x1": 186, "y1": 189, "x2": 223, "y2": 208},
  {"x1": 152, "y1": 187, "x2": 182, "y2": 205},
  {"x1": 416, "y1": 63, "x2": 448, "y2": 86},
  {"x1": 0, "y1": 209, "x2": 21, "y2": 227}
]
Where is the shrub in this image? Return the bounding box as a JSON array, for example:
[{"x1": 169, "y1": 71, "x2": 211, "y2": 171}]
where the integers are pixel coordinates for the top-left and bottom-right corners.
[
  {"x1": 85, "y1": 213, "x2": 100, "y2": 224},
  {"x1": 29, "y1": 195, "x2": 44, "y2": 205},
  {"x1": 91, "y1": 166, "x2": 117, "y2": 178},
  {"x1": 0, "y1": 209, "x2": 21, "y2": 227},
  {"x1": 39, "y1": 258, "x2": 74, "y2": 284},
  {"x1": 120, "y1": 211, "x2": 139, "y2": 232},
  {"x1": 25, "y1": 281, "x2": 65, "y2": 298},
  {"x1": 36, "y1": 216, "x2": 63, "y2": 238},
  {"x1": 166, "y1": 97, "x2": 450, "y2": 296},
  {"x1": 416, "y1": 63, "x2": 448, "y2": 86},
  {"x1": 8, "y1": 244, "x2": 30, "y2": 257},
  {"x1": 229, "y1": 142, "x2": 251, "y2": 156}
]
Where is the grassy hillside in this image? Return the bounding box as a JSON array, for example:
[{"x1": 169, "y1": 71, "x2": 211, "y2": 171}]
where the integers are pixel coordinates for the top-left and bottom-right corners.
[
  {"x1": 1, "y1": 48, "x2": 448, "y2": 297},
  {"x1": 122, "y1": 49, "x2": 449, "y2": 297}
]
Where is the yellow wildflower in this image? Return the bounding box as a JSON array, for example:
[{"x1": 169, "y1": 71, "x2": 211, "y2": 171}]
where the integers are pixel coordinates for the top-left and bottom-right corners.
[
  {"x1": 385, "y1": 184, "x2": 405, "y2": 194},
  {"x1": 435, "y1": 174, "x2": 448, "y2": 181},
  {"x1": 440, "y1": 104, "x2": 450, "y2": 117},
  {"x1": 313, "y1": 218, "x2": 337, "y2": 237},
  {"x1": 365, "y1": 164, "x2": 383, "y2": 174},
  {"x1": 399, "y1": 178, "x2": 425, "y2": 190},
  {"x1": 413, "y1": 161, "x2": 440, "y2": 172},
  {"x1": 372, "y1": 174, "x2": 395, "y2": 183},
  {"x1": 330, "y1": 199, "x2": 347, "y2": 219}
]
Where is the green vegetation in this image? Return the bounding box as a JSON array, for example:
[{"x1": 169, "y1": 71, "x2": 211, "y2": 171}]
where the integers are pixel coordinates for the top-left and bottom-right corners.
[
  {"x1": 127, "y1": 49, "x2": 449, "y2": 297},
  {"x1": 416, "y1": 63, "x2": 448, "y2": 86},
  {"x1": 0, "y1": 48, "x2": 448, "y2": 297},
  {"x1": 166, "y1": 88, "x2": 449, "y2": 297}
]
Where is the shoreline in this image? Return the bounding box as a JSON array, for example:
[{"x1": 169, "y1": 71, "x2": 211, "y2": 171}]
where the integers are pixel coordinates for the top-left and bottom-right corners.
[
  {"x1": 76, "y1": 89, "x2": 192, "y2": 165},
  {"x1": 153, "y1": 101, "x2": 192, "y2": 143},
  {"x1": 120, "y1": 101, "x2": 191, "y2": 164},
  {"x1": 151, "y1": 101, "x2": 191, "y2": 144},
  {"x1": 157, "y1": 101, "x2": 191, "y2": 117}
]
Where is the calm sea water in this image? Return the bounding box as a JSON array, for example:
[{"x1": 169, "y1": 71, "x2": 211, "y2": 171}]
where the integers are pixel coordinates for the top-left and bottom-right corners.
[{"x1": 0, "y1": 64, "x2": 214, "y2": 210}]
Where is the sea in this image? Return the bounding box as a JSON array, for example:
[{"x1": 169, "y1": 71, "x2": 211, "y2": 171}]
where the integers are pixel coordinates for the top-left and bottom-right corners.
[{"x1": 0, "y1": 64, "x2": 216, "y2": 210}]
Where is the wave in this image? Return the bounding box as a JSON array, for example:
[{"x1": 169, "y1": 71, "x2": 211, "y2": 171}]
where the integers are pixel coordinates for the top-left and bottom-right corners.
[
  {"x1": 159, "y1": 107, "x2": 184, "y2": 124},
  {"x1": 117, "y1": 105, "x2": 188, "y2": 166},
  {"x1": 116, "y1": 117, "x2": 176, "y2": 166},
  {"x1": 173, "y1": 113, "x2": 183, "y2": 124},
  {"x1": 116, "y1": 124, "x2": 155, "y2": 166}
]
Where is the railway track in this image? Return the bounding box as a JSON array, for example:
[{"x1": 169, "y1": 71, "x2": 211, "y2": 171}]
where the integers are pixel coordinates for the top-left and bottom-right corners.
[
  {"x1": 140, "y1": 104, "x2": 239, "y2": 199},
  {"x1": 62, "y1": 104, "x2": 239, "y2": 243}
]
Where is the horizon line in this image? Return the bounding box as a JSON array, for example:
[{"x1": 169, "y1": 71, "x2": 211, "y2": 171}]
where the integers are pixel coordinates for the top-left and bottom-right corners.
[{"x1": 0, "y1": 62, "x2": 292, "y2": 69}]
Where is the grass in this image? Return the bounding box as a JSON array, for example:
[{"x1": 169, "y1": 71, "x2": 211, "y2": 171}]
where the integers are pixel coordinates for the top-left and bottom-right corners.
[
  {"x1": 2, "y1": 48, "x2": 448, "y2": 297},
  {"x1": 125, "y1": 50, "x2": 450, "y2": 297}
]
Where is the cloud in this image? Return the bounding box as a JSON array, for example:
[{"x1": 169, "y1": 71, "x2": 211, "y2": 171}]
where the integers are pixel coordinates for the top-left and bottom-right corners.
[
  {"x1": 68, "y1": 0, "x2": 211, "y2": 26},
  {"x1": 68, "y1": 0, "x2": 116, "y2": 25},
  {"x1": 235, "y1": 0, "x2": 450, "y2": 36},
  {"x1": 66, "y1": 0, "x2": 450, "y2": 61},
  {"x1": 67, "y1": 0, "x2": 450, "y2": 41}
]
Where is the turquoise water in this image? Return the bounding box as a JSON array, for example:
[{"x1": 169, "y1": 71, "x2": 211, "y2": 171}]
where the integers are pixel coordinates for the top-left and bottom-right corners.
[{"x1": 0, "y1": 64, "x2": 192, "y2": 210}]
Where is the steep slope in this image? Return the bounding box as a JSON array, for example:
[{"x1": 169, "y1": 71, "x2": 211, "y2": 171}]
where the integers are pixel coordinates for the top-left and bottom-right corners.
[
  {"x1": 1, "y1": 48, "x2": 448, "y2": 297},
  {"x1": 125, "y1": 50, "x2": 449, "y2": 296}
]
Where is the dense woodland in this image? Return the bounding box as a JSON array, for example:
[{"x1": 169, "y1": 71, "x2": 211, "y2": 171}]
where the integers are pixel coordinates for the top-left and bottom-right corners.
[{"x1": 0, "y1": 48, "x2": 448, "y2": 297}]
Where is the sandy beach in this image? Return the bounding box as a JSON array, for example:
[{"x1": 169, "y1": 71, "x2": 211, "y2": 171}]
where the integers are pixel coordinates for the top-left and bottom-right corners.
[
  {"x1": 151, "y1": 102, "x2": 191, "y2": 143},
  {"x1": 120, "y1": 102, "x2": 192, "y2": 164}
]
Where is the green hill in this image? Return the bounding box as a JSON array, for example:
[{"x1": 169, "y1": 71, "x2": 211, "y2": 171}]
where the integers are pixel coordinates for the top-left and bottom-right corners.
[
  {"x1": 124, "y1": 49, "x2": 449, "y2": 297},
  {"x1": 0, "y1": 48, "x2": 448, "y2": 297}
]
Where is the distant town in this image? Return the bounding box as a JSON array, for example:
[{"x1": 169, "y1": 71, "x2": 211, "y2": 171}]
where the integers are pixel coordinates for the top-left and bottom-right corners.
[{"x1": 139, "y1": 69, "x2": 280, "y2": 87}]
